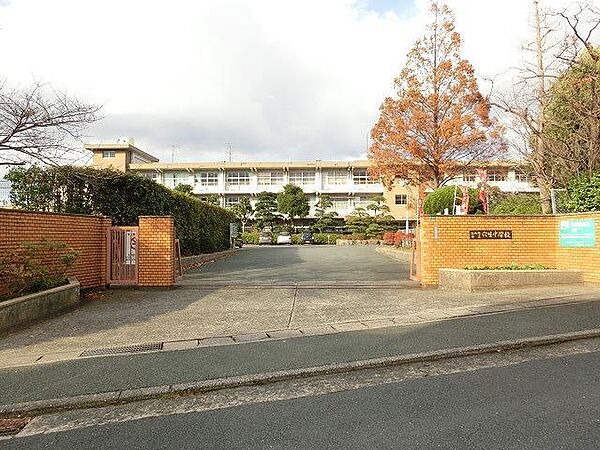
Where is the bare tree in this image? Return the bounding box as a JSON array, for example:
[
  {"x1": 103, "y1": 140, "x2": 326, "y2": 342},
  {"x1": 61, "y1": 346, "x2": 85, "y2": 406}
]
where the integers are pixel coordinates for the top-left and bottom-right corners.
[
  {"x1": 0, "y1": 80, "x2": 101, "y2": 166},
  {"x1": 492, "y1": 1, "x2": 600, "y2": 213}
]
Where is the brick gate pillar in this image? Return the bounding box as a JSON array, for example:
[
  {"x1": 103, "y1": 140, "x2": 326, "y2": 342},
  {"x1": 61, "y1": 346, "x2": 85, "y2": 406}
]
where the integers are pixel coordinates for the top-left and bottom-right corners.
[{"x1": 138, "y1": 216, "x2": 175, "y2": 287}]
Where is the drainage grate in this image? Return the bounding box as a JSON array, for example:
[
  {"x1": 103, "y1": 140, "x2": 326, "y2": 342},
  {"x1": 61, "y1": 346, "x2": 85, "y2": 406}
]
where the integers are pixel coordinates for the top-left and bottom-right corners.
[{"x1": 80, "y1": 342, "x2": 163, "y2": 357}]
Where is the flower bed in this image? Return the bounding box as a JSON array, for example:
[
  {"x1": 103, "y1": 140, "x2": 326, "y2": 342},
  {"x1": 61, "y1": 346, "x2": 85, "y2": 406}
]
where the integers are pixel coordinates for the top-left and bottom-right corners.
[
  {"x1": 438, "y1": 268, "x2": 584, "y2": 292},
  {"x1": 0, "y1": 277, "x2": 80, "y2": 335}
]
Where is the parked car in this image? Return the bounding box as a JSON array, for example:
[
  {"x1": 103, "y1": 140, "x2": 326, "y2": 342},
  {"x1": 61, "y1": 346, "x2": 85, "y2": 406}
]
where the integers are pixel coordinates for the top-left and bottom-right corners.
[
  {"x1": 234, "y1": 237, "x2": 243, "y2": 248},
  {"x1": 301, "y1": 231, "x2": 314, "y2": 244},
  {"x1": 276, "y1": 232, "x2": 292, "y2": 245},
  {"x1": 258, "y1": 230, "x2": 273, "y2": 245}
]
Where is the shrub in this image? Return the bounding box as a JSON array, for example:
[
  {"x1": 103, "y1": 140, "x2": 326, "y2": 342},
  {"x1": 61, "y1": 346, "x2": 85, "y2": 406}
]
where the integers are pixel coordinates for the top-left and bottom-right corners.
[
  {"x1": 394, "y1": 231, "x2": 415, "y2": 247},
  {"x1": 312, "y1": 233, "x2": 342, "y2": 245},
  {"x1": 490, "y1": 194, "x2": 542, "y2": 215},
  {"x1": 7, "y1": 166, "x2": 236, "y2": 256},
  {"x1": 564, "y1": 172, "x2": 600, "y2": 212},
  {"x1": 463, "y1": 263, "x2": 550, "y2": 270},
  {"x1": 383, "y1": 232, "x2": 395, "y2": 245},
  {"x1": 241, "y1": 231, "x2": 259, "y2": 245},
  {"x1": 291, "y1": 234, "x2": 302, "y2": 245},
  {"x1": 344, "y1": 233, "x2": 366, "y2": 241},
  {"x1": 423, "y1": 186, "x2": 482, "y2": 215},
  {"x1": 0, "y1": 241, "x2": 79, "y2": 301}
]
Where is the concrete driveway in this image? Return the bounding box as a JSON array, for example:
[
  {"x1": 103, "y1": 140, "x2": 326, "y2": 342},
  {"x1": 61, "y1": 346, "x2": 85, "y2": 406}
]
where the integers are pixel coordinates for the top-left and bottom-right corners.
[{"x1": 183, "y1": 246, "x2": 411, "y2": 284}]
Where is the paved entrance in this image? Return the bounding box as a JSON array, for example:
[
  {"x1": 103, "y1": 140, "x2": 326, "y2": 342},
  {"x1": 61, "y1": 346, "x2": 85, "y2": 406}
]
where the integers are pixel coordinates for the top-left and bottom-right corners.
[
  {"x1": 1, "y1": 246, "x2": 599, "y2": 368},
  {"x1": 183, "y1": 246, "x2": 411, "y2": 285}
]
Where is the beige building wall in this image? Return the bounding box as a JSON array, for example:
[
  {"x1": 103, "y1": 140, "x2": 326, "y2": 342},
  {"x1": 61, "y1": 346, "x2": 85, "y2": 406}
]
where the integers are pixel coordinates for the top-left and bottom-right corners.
[
  {"x1": 91, "y1": 150, "x2": 129, "y2": 172},
  {"x1": 384, "y1": 183, "x2": 417, "y2": 222}
]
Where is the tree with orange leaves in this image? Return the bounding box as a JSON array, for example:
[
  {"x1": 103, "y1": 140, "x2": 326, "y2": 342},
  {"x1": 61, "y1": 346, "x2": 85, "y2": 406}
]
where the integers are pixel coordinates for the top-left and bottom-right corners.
[{"x1": 369, "y1": 1, "x2": 502, "y2": 190}]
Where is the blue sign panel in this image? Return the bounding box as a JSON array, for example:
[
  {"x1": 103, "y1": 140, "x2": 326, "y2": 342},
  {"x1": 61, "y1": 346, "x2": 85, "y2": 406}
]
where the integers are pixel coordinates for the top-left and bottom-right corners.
[{"x1": 559, "y1": 219, "x2": 596, "y2": 248}]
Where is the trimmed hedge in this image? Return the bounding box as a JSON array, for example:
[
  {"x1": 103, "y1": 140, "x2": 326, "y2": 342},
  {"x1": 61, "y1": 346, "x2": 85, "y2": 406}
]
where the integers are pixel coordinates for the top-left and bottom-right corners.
[
  {"x1": 7, "y1": 166, "x2": 236, "y2": 256},
  {"x1": 424, "y1": 186, "x2": 482, "y2": 215}
]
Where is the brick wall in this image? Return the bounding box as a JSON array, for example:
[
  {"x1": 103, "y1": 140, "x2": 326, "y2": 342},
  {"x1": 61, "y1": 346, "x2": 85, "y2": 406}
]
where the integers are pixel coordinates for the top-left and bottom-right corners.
[
  {"x1": 418, "y1": 214, "x2": 600, "y2": 285},
  {"x1": 555, "y1": 213, "x2": 600, "y2": 283},
  {"x1": 138, "y1": 216, "x2": 175, "y2": 287},
  {"x1": 0, "y1": 209, "x2": 112, "y2": 289}
]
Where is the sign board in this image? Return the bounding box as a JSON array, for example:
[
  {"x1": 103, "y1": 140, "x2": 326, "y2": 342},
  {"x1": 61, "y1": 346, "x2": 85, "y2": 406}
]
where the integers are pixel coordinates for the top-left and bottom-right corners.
[
  {"x1": 559, "y1": 219, "x2": 596, "y2": 248},
  {"x1": 469, "y1": 230, "x2": 513, "y2": 240},
  {"x1": 229, "y1": 223, "x2": 239, "y2": 238}
]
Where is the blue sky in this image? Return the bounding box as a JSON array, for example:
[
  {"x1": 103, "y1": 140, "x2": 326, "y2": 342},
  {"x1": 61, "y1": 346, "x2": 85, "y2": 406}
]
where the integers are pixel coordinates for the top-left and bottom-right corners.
[{"x1": 365, "y1": 0, "x2": 416, "y2": 16}]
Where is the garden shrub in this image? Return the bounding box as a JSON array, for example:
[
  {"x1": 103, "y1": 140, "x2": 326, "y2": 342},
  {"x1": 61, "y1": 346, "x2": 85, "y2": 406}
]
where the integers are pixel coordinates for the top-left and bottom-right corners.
[
  {"x1": 394, "y1": 231, "x2": 415, "y2": 247},
  {"x1": 490, "y1": 194, "x2": 542, "y2": 215},
  {"x1": 564, "y1": 172, "x2": 600, "y2": 212},
  {"x1": 7, "y1": 166, "x2": 236, "y2": 256},
  {"x1": 312, "y1": 233, "x2": 342, "y2": 244},
  {"x1": 241, "y1": 231, "x2": 259, "y2": 245},
  {"x1": 383, "y1": 232, "x2": 395, "y2": 245},
  {"x1": 0, "y1": 241, "x2": 79, "y2": 301},
  {"x1": 423, "y1": 186, "x2": 482, "y2": 215}
]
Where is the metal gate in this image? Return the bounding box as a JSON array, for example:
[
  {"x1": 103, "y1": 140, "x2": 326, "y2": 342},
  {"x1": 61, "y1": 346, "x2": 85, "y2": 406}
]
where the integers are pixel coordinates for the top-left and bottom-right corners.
[{"x1": 107, "y1": 226, "x2": 139, "y2": 285}]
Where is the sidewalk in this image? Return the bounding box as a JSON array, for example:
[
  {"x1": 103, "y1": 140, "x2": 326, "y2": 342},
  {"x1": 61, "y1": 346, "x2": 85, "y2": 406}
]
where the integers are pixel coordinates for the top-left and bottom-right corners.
[
  {"x1": 2, "y1": 300, "x2": 600, "y2": 410},
  {"x1": 1, "y1": 280, "x2": 599, "y2": 367}
]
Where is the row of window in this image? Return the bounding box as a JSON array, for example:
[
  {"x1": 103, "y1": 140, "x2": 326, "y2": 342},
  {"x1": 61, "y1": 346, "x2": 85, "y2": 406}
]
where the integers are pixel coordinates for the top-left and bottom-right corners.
[
  {"x1": 148, "y1": 170, "x2": 529, "y2": 186},
  {"x1": 150, "y1": 169, "x2": 379, "y2": 187},
  {"x1": 222, "y1": 195, "x2": 408, "y2": 209}
]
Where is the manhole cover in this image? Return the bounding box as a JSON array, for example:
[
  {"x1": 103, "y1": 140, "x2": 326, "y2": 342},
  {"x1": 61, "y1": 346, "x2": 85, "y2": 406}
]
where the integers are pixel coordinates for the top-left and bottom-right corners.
[{"x1": 80, "y1": 342, "x2": 163, "y2": 357}]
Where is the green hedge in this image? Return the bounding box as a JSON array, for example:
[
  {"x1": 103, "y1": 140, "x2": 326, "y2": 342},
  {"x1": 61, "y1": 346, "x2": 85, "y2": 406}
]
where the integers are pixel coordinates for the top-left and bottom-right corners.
[
  {"x1": 241, "y1": 231, "x2": 259, "y2": 244},
  {"x1": 424, "y1": 186, "x2": 482, "y2": 215},
  {"x1": 564, "y1": 172, "x2": 600, "y2": 212},
  {"x1": 490, "y1": 194, "x2": 542, "y2": 215},
  {"x1": 7, "y1": 166, "x2": 235, "y2": 256}
]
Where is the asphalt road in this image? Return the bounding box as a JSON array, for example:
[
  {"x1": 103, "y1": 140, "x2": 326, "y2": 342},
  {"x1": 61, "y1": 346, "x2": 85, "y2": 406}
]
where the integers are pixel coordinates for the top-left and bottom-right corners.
[
  {"x1": 2, "y1": 300, "x2": 600, "y2": 405},
  {"x1": 7, "y1": 350, "x2": 600, "y2": 449},
  {"x1": 184, "y1": 246, "x2": 410, "y2": 283}
]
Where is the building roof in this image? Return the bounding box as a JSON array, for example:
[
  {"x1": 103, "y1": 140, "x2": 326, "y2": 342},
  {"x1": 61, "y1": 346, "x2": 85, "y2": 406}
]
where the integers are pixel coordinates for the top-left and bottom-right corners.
[
  {"x1": 85, "y1": 143, "x2": 159, "y2": 163},
  {"x1": 128, "y1": 160, "x2": 373, "y2": 171}
]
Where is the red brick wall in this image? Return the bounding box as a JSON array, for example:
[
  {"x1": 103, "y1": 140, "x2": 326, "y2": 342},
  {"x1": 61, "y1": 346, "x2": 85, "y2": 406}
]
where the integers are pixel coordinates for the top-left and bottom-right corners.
[
  {"x1": 0, "y1": 209, "x2": 112, "y2": 289},
  {"x1": 418, "y1": 214, "x2": 600, "y2": 285},
  {"x1": 138, "y1": 216, "x2": 175, "y2": 287}
]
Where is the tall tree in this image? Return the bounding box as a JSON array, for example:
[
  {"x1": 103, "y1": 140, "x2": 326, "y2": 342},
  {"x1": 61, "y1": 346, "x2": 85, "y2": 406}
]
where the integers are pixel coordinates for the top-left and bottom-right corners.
[
  {"x1": 369, "y1": 1, "x2": 501, "y2": 190},
  {"x1": 0, "y1": 81, "x2": 101, "y2": 166},
  {"x1": 254, "y1": 191, "x2": 280, "y2": 229},
  {"x1": 229, "y1": 197, "x2": 253, "y2": 233},
  {"x1": 313, "y1": 194, "x2": 339, "y2": 233},
  {"x1": 277, "y1": 184, "x2": 309, "y2": 229},
  {"x1": 492, "y1": 1, "x2": 600, "y2": 212}
]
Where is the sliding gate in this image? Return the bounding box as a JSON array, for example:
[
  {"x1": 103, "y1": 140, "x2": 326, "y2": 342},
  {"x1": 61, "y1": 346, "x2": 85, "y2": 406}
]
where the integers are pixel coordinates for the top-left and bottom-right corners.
[{"x1": 107, "y1": 226, "x2": 139, "y2": 285}]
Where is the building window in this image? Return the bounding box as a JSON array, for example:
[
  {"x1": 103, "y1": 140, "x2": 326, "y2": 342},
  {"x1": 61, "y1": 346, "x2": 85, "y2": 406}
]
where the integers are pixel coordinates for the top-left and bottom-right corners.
[
  {"x1": 257, "y1": 171, "x2": 284, "y2": 186},
  {"x1": 164, "y1": 172, "x2": 189, "y2": 187},
  {"x1": 463, "y1": 172, "x2": 477, "y2": 182},
  {"x1": 144, "y1": 172, "x2": 159, "y2": 182},
  {"x1": 353, "y1": 169, "x2": 377, "y2": 184},
  {"x1": 395, "y1": 194, "x2": 408, "y2": 205},
  {"x1": 195, "y1": 171, "x2": 219, "y2": 186},
  {"x1": 515, "y1": 172, "x2": 529, "y2": 183},
  {"x1": 488, "y1": 170, "x2": 507, "y2": 182},
  {"x1": 289, "y1": 171, "x2": 315, "y2": 185},
  {"x1": 226, "y1": 171, "x2": 250, "y2": 186},
  {"x1": 325, "y1": 170, "x2": 348, "y2": 185},
  {"x1": 102, "y1": 150, "x2": 116, "y2": 158},
  {"x1": 330, "y1": 197, "x2": 350, "y2": 210},
  {"x1": 225, "y1": 196, "x2": 245, "y2": 207}
]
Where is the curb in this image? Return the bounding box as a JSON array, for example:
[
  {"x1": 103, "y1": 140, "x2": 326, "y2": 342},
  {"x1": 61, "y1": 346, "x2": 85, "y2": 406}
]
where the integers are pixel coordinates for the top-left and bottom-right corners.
[{"x1": 2, "y1": 328, "x2": 600, "y2": 419}]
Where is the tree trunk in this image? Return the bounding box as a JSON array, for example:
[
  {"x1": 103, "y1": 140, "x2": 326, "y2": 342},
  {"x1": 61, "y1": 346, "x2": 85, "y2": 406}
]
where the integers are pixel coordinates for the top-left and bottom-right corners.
[{"x1": 537, "y1": 177, "x2": 553, "y2": 214}]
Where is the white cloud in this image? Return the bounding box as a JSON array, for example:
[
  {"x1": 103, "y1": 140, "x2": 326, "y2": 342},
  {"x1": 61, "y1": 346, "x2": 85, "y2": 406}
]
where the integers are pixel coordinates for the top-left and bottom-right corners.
[{"x1": 0, "y1": 0, "x2": 595, "y2": 164}]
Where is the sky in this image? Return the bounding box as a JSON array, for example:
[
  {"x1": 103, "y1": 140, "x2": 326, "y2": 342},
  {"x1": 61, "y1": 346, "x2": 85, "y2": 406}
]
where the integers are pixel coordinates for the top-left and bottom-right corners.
[{"x1": 0, "y1": 0, "x2": 592, "y2": 165}]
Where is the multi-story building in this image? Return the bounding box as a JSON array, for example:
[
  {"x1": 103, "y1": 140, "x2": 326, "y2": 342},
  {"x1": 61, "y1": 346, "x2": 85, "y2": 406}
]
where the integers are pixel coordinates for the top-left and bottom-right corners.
[
  {"x1": 86, "y1": 141, "x2": 538, "y2": 226},
  {"x1": 0, "y1": 179, "x2": 11, "y2": 208}
]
